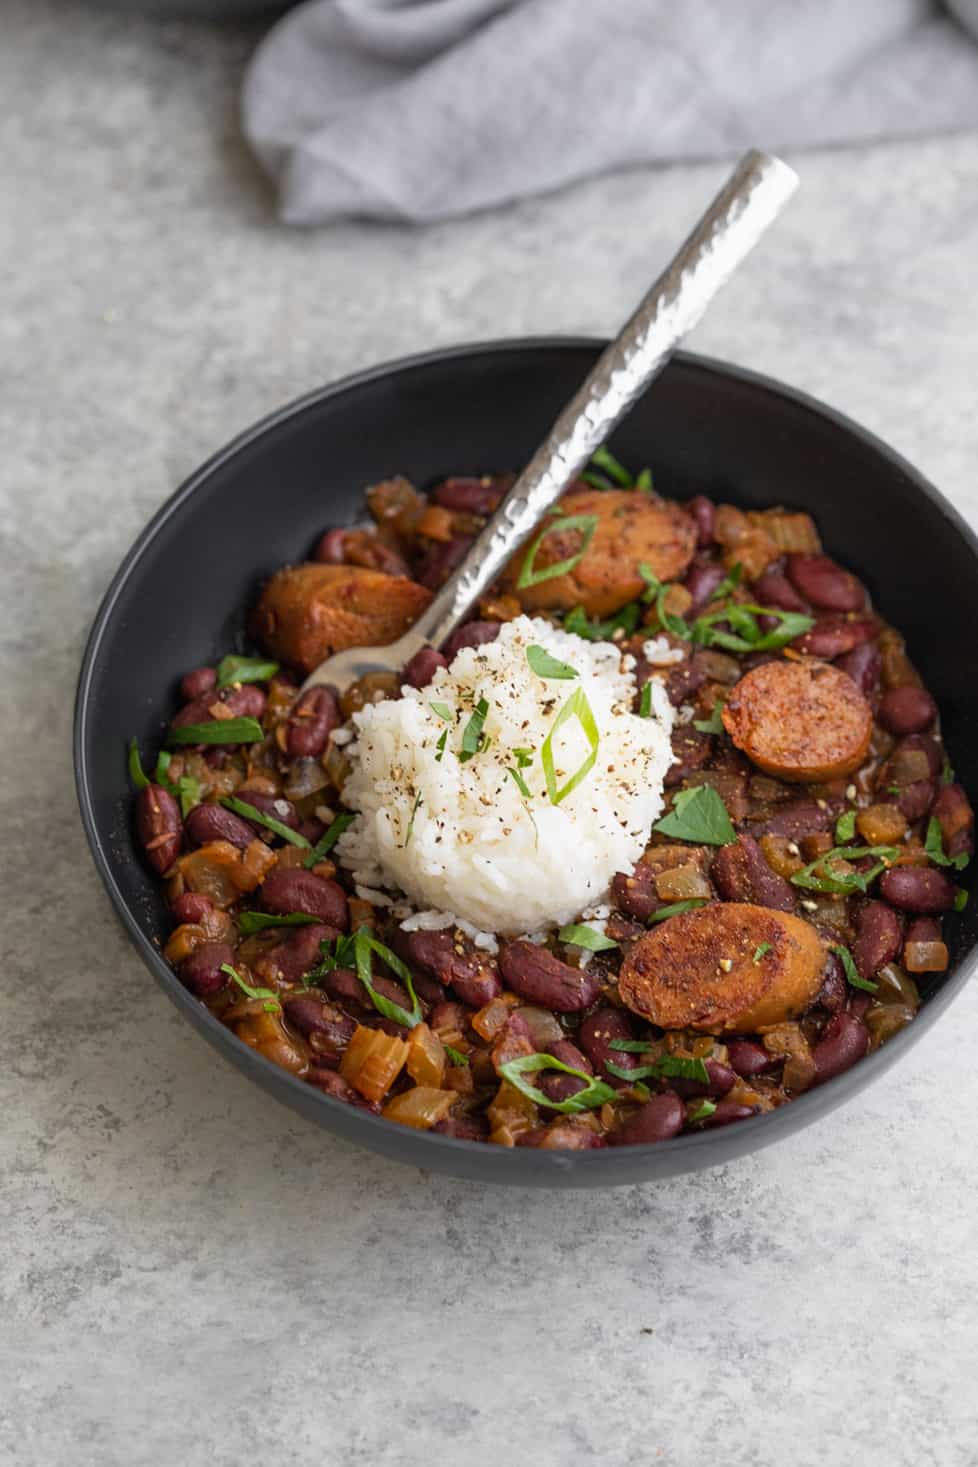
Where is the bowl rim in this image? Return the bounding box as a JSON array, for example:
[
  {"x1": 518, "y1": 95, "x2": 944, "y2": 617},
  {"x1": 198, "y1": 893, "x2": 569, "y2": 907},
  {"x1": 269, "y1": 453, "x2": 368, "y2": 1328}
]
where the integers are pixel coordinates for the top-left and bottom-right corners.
[{"x1": 74, "y1": 336, "x2": 978, "y2": 1180}]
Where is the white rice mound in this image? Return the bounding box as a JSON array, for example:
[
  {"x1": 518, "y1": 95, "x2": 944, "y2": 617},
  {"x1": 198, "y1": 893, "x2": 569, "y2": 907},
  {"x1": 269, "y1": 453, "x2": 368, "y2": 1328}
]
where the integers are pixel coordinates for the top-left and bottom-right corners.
[{"x1": 336, "y1": 616, "x2": 675, "y2": 936}]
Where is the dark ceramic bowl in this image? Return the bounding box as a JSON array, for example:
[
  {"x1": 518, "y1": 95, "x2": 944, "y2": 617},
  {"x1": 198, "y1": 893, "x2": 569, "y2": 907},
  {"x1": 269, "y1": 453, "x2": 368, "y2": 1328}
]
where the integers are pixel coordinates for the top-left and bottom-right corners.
[{"x1": 74, "y1": 340, "x2": 978, "y2": 1185}]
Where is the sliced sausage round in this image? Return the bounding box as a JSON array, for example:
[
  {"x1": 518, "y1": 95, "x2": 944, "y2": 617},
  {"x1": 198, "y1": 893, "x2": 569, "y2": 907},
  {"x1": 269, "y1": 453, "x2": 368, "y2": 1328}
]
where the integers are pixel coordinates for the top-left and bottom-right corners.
[
  {"x1": 618, "y1": 902, "x2": 826, "y2": 1034},
  {"x1": 721, "y1": 659, "x2": 872, "y2": 782}
]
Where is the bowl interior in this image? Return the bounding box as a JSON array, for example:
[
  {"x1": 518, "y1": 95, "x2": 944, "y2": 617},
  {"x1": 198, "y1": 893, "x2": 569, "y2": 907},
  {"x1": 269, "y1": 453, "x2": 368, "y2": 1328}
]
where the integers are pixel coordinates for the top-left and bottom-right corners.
[{"x1": 76, "y1": 341, "x2": 978, "y2": 1183}]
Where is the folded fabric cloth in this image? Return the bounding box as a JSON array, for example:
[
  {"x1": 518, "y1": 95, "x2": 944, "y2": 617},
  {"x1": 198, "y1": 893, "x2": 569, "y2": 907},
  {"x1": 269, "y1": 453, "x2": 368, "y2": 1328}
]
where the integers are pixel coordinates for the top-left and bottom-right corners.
[{"x1": 242, "y1": 0, "x2": 978, "y2": 224}]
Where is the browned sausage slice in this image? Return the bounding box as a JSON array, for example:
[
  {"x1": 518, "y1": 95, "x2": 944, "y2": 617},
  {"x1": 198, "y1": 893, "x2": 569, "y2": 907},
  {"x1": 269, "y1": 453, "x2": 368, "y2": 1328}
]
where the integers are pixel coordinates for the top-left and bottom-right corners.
[
  {"x1": 618, "y1": 902, "x2": 826, "y2": 1033},
  {"x1": 501, "y1": 489, "x2": 697, "y2": 618},
  {"x1": 252, "y1": 563, "x2": 432, "y2": 675},
  {"x1": 721, "y1": 659, "x2": 872, "y2": 783}
]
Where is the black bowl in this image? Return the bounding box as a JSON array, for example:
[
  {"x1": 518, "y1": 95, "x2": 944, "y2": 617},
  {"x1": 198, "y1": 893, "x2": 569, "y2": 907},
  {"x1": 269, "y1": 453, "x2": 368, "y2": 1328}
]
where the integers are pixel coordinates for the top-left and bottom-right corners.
[{"x1": 74, "y1": 339, "x2": 978, "y2": 1185}]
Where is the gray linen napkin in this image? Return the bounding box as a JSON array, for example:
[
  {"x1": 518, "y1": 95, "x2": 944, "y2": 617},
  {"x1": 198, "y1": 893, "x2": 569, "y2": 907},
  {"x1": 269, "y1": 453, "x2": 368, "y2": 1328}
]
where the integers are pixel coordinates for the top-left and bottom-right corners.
[{"x1": 242, "y1": 0, "x2": 978, "y2": 224}]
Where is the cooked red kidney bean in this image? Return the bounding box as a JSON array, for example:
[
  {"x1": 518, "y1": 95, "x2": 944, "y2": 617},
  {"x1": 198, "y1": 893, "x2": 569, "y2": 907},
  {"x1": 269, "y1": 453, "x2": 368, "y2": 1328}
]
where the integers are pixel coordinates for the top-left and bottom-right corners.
[
  {"x1": 259, "y1": 869, "x2": 349, "y2": 928},
  {"x1": 700, "y1": 1099, "x2": 757, "y2": 1127},
  {"x1": 577, "y1": 1006, "x2": 638, "y2": 1086},
  {"x1": 897, "y1": 781, "x2": 936, "y2": 822},
  {"x1": 434, "y1": 476, "x2": 506, "y2": 515},
  {"x1": 283, "y1": 994, "x2": 355, "y2": 1044},
  {"x1": 297, "y1": 817, "x2": 326, "y2": 846},
  {"x1": 748, "y1": 800, "x2": 836, "y2": 842},
  {"x1": 905, "y1": 916, "x2": 941, "y2": 945},
  {"x1": 665, "y1": 655, "x2": 708, "y2": 706},
  {"x1": 812, "y1": 1012, "x2": 869, "y2": 1084},
  {"x1": 794, "y1": 615, "x2": 877, "y2": 659},
  {"x1": 171, "y1": 891, "x2": 213, "y2": 924},
  {"x1": 402, "y1": 930, "x2": 501, "y2": 1007},
  {"x1": 752, "y1": 569, "x2": 808, "y2": 612},
  {"x1": 498, "y1": 941, "x2": 603, "y2": 1012},
  {"x1": 441, "y1": 620, "x2": 501, "y2": 661},
  {"x1": 179, "y1": 666, "x2": 217, "y2": 700},
  {"x1": 403, "y1": 645, "x2": 448, "y2": 689},
  {"x1": 313, "y1": 528, "x2": 346, "y2": 563},
  {"x1": 836, "y1": 642, "x2": 881, "y2": 699},
  {"x1": 814, "y1": 953, "x2": 847, "y2": 1012},
  {"x1": 878, "y1": 686, "x2": 937, "y2": 736},
  {"x1": 285, "y1": 685, "x2": 340, "y2": 758},
  {"x1": 610, "y1": 1092, "x2": 685, "y2": 1145},
  {"x1": 185, "y1": 802, "x2": 254, "y2": 851},
  {"x1": 418, "y1": 534, "x2": 474, "y2": 590},
  {"x1": 238, "y1": 791, "x2": 300, "y2": 834},
  {"x1": 412, "y1": 972, "x2": 446, "y2": 1006},
  {"x1": 180, "y1": 940, "x2": 235, "y2": 997},
  {"x1": 711, "y1": 834, "x2": 795, "y2": 912},
  {"x1": 671, "y1": 1059, "x2": 736, "y2": 1099},
  {"x1": 223, "y1": 685, "x2": 266, "y2": 720},
  {"x1": 786, "y1": 553, "x2": 866, "y2": 612},
  {"x1": 171, "y1": 692, "x2": 219, "y2": 729},
  {"x1": 262, "y1": 924, "x2": 336, "y2": 985},
  {"x1": 852, "y1": 901, "x2": 903, "y2": 981},
  {"x1": 611, "y1": 863, "x2": 658, "y2": 923},
  {"x1": 432, "y1": 1114, "x2": 490, "y2": 1141},
  {"x1": 879, "y1": 867, "x2": 956, "y2": 913},
  {"x1": 308, "y1": 1067, "x2": 381, "y2": 1113},
  {"x1": 429, "y1": 999, "x2": 471, "y2": 1035},
  {"x1": 847, "y1": 991, "x2": 872, "y2": 1019},
  {"x1": 320, "y1": 966, "x2": 370, "y2": 1011},
  {"x1": 313, "y1": 527, "x2": 409, "y2": 577},
  {"x1": 726, "y1": 1039, "x2": 777, "y2": 1078},
  {"x1": 888, "y1": 733, "x2": 943, "y2": 780},
  {"x1": 683, "y1": 559, "x2": 727, "y2": 611},
  {"x1": 539, "y1": 1039, "x2": 593, "y2": 1104},
  {"x1": 518, "y1": 1120, "x2": 607, "y2": 1150},
  {"x1": 137, "y1": 784, "x2": 182, "y2": 874},
  {"x1": 933, "y1": 782, "x2": 974, "y2": 859},
  {"x1": 665, "y1": 727, "x2": 713, "y2": 788},
  {"x1": 686, "y1": 495, "x2": 716, "y2": 546}
]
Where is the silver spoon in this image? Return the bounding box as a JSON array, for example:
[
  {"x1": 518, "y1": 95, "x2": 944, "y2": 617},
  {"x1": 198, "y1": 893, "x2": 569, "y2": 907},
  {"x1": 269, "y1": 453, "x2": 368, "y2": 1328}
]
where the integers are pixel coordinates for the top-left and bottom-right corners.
[{"x1": 302, "y1": 149, "x2": 798, "y2": 696}]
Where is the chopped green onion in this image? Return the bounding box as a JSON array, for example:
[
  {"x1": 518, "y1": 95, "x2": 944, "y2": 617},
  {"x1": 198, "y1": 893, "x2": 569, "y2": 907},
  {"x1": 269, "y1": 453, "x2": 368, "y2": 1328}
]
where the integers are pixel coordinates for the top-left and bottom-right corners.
[
  {"x1": 517, "y1": 513, "x2": 599, "y2": 590},
  {"x1": 752, "y1": 941, "x2": 772, "y2": 964},
  {"x1": 709, "y1": 563, "x2": 744, "y2": 601},
  {"x1": 690, "y1": 604, "x2": 814, "y2": 654},
  {"x1": 507, "y1": 766, "x2": 532, "y2": 799},
  {"x1": 404, "y1": 792, "x2": 423, "y2": 847},
  {"x1": 215, "y1": 655, "x2": 279, "y2": 691},
  {"x1": 835, "y1": 809, "x2": 857, "y2": 844},
  {"x1": 349, "y1": 927, "x2": 423, "y2": 1029},
  {"x1": 168, "y1": 717, "x2": 265, "y2": 746},
  {"x1": 954, "y1": 887, "x2": 969, "y2": 912},
  {"x1": 429, "y1": 701, "x2": 454, "y2": 722},
  {"x1": 434, "y1": 728, "x2": 449, "y2": 763},
  {"x1": 832, "y1": 942, "x2": 878, "y2": 993},
  {"x1": 580, "y1": 471, "x2": 614, "y2": 491},
  {"x1": 498, "y1": 1053, "x2": 617, "y2": 1115},
  {"x1": 564, "y1": 602, "x2": 641, "y2": 642},
  {"x1": 220, "y1": 962, "x2": 281, "y2": 1013},
  {"x1": 128, "y1": 737, "x2": 150, "y2": 790},
  {"x1": 444, "y1": 1045, "x2": 469, "y2": 1068},
  {"x1": 303, "y1": 811, "x2": 354, "y2": 868},
  {"x1": 557, "y1": 923, "x2": 618, "y2": 952},
  {"x1": 525, "y1": 644, "x2": 578, "y2": 680},
  {"x1": 638, "y1": 564, "x2": 691, "y2": 640},
  {"x1": 638, "y1": 681, "x2": 654, "y2": 718},
  {"x1": 608, "y1": 1039, "x2": 653, "y2": 1054},
  {"x1": 635, "y1": 467, "x2": 653, "y2": 493},
  {"x1": 686, "y1": 1100, "x2": 717, "y2": 1123},
  {"x1": 541, "y1": 687, "x2": 600, "y2": 805},
  {"x1": 693, "y1": 703, "x2": 725, "y2": 735},
  {"x1": 238, "y1": 911, "x2": 320, "y2": 936},
  {"x1": 176, "y1": 775, "x2": 202, "y2": 819},
  {"x1": 458, "y1": 696, "x2": 490, "y2": 762},
  {"x1": 154, "y1": 750, "x2": 172, "y2": 785},
  {"x1": 887, "y1": 785, "x2": 901, "y2": 796},
  {"x1": 513, "y1": 747, "x2": 534, "y2": 768},
  {"x1": 648, "y1": 899, "x2": 709, "y2": 923},
  {"x1": 589, "y1": 445, "x2": 633, "y2": 487},
  {"x1": 924, "y1": 816, "x2": 969, "y2": 871},
  {"x1": 791, "y1": 844, "x2": 901, "y2": 895},
  {"x1": 221, "y1": 794, "x2": 311, "y2": 849},
  {"x1": 605, "y1": 1054, "x2": 710, "y2": 1084},
  {"x1": 654, "y1": 785, "x2": 736, "y2": 846}
]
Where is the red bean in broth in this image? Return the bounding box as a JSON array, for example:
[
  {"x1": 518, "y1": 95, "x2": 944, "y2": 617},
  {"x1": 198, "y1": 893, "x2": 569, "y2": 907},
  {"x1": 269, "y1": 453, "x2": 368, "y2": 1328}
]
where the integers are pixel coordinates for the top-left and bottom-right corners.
[
  {"x1": 539, "y1": 1039, "x2": 593, "y2": 1104},
  {"x1": 313, "y1": 528, "x2": 347, "y2": 563},
  {"x1": 686, "y1": 495, "x2": 716, "y2": 546},
  {"x1": 285, "y1": 685, "x2": 340, "y2": 758},
  {"x1": 434, "y1": 476, "x2": 507, "y2": 515},
  {"x1": 402, "y1": 930, "x2": 501, "y2": 1007},
  {"x1": 223, "y1": 685, "x2": 266, "y2": 720},
  {"x1": 877, "y1": 686, "x2": 938, "y2": 736},
  {"x1": 671, "y1": 1059, "x2": 736, "y2": 1099},
  {"x1": 260, "y1": 924, "x2": 337, "y2": 986},
  {"x1": 814, "y1": 953, "x2": 847, "y2": 1013},
  {"x1": 879, "y1": 867, "x2": 956, "y2": 914},
  {"x1": 748, "y1": 800, "x2": 837, "y2": 842},
  {"x1": 683, "y1": 559, "x2": 726, "y2": 611},
  {"x1": 897, "y1": 780, "x2": 936, "y2": 823},
  {"x1": 137, "y1": 784, "x2": 182, "y2": 874},
  {"x1": 498, "y1": 941, "x2": 603, "y2": 1013},
  {"x1": 259, "y1": 868, "x2": 349, "y2": 928},
  {"x1": 403, "y1": 645, "x2": 448, "y2": 689},
  {"x1": 433, "y1": 1114, "x2": 490, "y2": 1141},
  {"x1": 418, "y1": 534, "x2": 474, "y2": 590},
  {"x1": 308, "y1": 1067, "x2": 381, "y2": 1113},
  {"x1": 283, "y1": 994, "x2": 356, "y2": 1044},
  {"x1": 180, "y1": 940, "x2": 235, "y2": 997},
  {"x1": 711, "y1": 834, "x2": 796, "y2": 912},
  {"x1": 836, "y1": 642, "x2": 881, "y2": 699},
  {"x1": 812, "y1": 1011, "x2": 869, "y2": 1084},
  {"x1": 611, "y1": 863, "x2": 657, "y2": 923},
  {"x1": 577, "y1": 1006, "x2": 639, "y2": 1086},
  {"x1": 171, "y1": 891, "x2": 213, "y2": 924},
  {"x1": 699, "y1": 1099, "x2": 758, "y2": 1128},
  {"x1": 794, "y1": 615, "x2": 877, "y2": 659},
  {"x1": 752, "y1": 568, "x2": 808, "y2": 612},
  {"x1": 665, "y1": 727, "x2": 713, "y2": 788},
  {"x1": 852, "y1": 901, "x2": 903, "y2": 982},
  {"x1": 932, "y1": 782, "x2": 974, "y2": 860},
  {"x1": 185, "y1": 802, "x2": 254, "y2": 851},
  {"x1": 320, "y1": 966, "x2": 371, "y2": 1011},
  {"x1": 786, "y1": 553, "x2": 867, "y2": 612},
  {"x1": 441, "y1": 620, "x2": 501, "y2": 661},
  {"x1": 726, "y1": 1038, "x2": 777, "y2": 1078},
  {"x1": 610, "y1": 1092, "x2": 685, "y2": 1145},
  {"x1": 179, "y1": 666, "x2": 217, "y2": 700}
]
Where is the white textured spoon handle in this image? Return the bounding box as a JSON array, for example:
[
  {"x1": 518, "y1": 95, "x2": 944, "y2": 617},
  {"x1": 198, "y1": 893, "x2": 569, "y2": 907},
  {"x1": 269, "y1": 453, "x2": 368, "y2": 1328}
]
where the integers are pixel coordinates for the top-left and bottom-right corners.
[{"x1": 409, "y1": 149, "x2": 798, "y2": 652}]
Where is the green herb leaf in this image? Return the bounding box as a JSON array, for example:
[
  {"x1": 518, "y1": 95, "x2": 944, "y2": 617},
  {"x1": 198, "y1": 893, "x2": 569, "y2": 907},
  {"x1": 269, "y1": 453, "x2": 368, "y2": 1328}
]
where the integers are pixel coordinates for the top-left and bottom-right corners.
[
  {"x1": 709, "y1": 563, "x2": 744, "y2": 602},
  {"x1": 404, "y1": 792, "x2": 423, "y2": 847},
  {"x1": 517, "y1": 513, "x2": 599, "y2": 590},
  {"x1": 127, "y1": 737, "x2": 150, "y2": 790},
  {"x1": 176, "y1": 775, "x2": 202, "y2": 819},
  {"x1": 608, "y1": 1039, "x2": 653, "y2": 1054},
  {"x1": 220, "y1": 962, "x2": 281, "y2": 1013},
  {"x1": 791, "y1": 844, "x2": 901, "y2": 895},
  {"x1": 647, "y1": 898, "x2": 709, "y2": 924},
  {"x1": 458, "y1": 696, "x2": 490, "y2": 762},
  {"x1": 606, "y1": 1054, "x2": 710, "y2": 1084},
  {"x1": 691, "y1": 604, "x2": 814, "y2": 654},
  {"x1": 693, "y1": 703, "x2": 725, "y2": 735},
  {"x1": 513, "y1": 747, "x2": 534, "y2": 768},
  {"x1": 639, "y1": 681, "x2": 654, "y2": 718},
  {"x1": 215, "y1": 655, "x2": 279, "y2": 691},
  {"x1": 168, "y1": 717, "x2": 265, "y2": 746},
  {"x1": 832, "y1": 942, "x2": 878, "y2": 993},
  {"x1": 557, "y1": 923, "x2": 618, "y2": 952},
  {"x1": 752, "y1": 941, "x2": 772, "y2": 964},
  {"x1": 925, "y1": 816, "x2": 970, "y2": 871},
  {"x1": 429, "y1": 701, "x2": 454, "y2": 722},
  {"x1": 564, "y1": 602, "x2": 641, "y2": 642},
  {"x1": 499, "y1": 1053, "x2": 617, "y2": 1115},
  {"x1": 635, "y1": 467, "x2": 653, "y2": 493},
  {"x1": 954, "y1": 887, "x2": 969, "y2": 912},
  {"x1": 589, "y1": 445, "x2": 633, "y2": 488},
  {"x1": 444, "y1": 1045, "x2": 469, "y2": 1068},
  {"x1": 654, "y1": 785, "x2": 736, "y2": 846},
  {"x1": 434, "y1": 728, "x2": 448, "y2": 763},
  {"x1": 638, "y1": 564, "x2": 691, "y2": 639},
  {"x1": 507, "y1": 766, "x2": 532, "y2": 799},
  {"x1": 526, "y1": 644, "x2": 579, "y2": 680},
  {"x1": 835, "y1": 810, "x2": 857, "y2": 844},
  {"x1": 154, "y1": 750, "x2": 172, "y2": 785},
  {"x1": 221, "y1": 795, "x2": 311, "y2": 849},
  {"x1": 303, "y1": 811, "x2": 355, "y2": 868},
  {"x1": 580, "y1": 470, "x2": 614, "y2": 491},
  {"x1": 238, "y1": 911, "x2": 320, "y2": 936},
  {"x1": 541, "y1": 687, "x2": 600, "y2": 805},
  {"x1": 686, "y1": 1100, "x2": 717, "y2": 1123},
  {"x1": 342, "y1": 927, "x2": 423, "y2": 1029}
]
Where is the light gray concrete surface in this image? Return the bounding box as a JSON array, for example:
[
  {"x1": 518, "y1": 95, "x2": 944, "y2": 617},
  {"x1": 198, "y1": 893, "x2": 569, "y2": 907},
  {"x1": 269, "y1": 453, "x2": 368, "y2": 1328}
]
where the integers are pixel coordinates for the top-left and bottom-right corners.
[{"x1": 3, "y1": 3, "x2": 978, "y2": 1464}]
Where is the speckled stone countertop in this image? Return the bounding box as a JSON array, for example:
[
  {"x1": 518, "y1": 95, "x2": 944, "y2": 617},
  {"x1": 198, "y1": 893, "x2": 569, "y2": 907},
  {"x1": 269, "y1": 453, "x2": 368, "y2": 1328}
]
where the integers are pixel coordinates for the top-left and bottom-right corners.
[{"x1": 3, "y1": 4, "x2": 978, "y2": 1464}]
